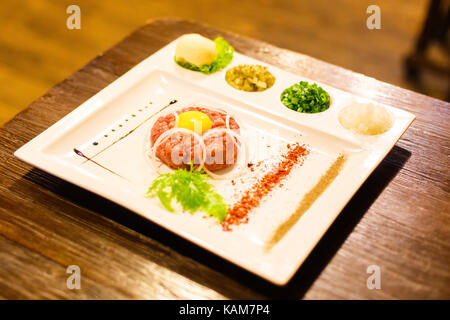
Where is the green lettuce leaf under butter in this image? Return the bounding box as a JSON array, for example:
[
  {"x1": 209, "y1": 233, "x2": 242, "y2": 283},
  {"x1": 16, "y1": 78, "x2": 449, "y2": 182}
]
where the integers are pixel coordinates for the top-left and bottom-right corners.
[{"x1": 175, "y1": 37, "x2": 234, "y2": 74}]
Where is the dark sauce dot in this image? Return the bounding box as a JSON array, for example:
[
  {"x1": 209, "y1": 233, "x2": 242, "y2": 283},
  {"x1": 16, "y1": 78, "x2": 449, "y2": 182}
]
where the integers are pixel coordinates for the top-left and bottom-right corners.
[
  {"x1": 149, "y1": 102, "x2": 153, "y2": 104},
  {"x1": 93, "y1": 142, "x2": 99, "y2": 146},
  {"x1": 112, "y1": 129, "x2": 115, "y2": 132},
  {"x1": 132, "y1": 114, "x2": 136, "y2": 117},
  {"x1": 138, "y1": 109, "x2": 142, "y2": 112},
  {"x1": 119, "y1": 125, "x2": 123, "y2": 127},
  {"x1": 104, "y1": 134, "x2": 108, "y2": 137},
  {"x1": 125, "y1": 119, "x2": 128, "y2": 121}
]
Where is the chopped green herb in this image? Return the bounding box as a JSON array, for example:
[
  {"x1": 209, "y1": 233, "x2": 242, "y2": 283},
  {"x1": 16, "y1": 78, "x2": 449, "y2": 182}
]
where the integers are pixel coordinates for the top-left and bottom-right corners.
[
  {"x1": 280, "y1": 81, "x2": 331, "y2": 113},
  {"x1": 146, "y1": 166, "x2": 227, "y2": 222},
  {"x1": 175, "y1": 37, "x2": 234, "y2": 74}
]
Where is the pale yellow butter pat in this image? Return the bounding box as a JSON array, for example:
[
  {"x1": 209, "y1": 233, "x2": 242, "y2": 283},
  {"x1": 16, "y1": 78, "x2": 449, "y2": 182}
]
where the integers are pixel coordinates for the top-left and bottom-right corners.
[{"x1": 175, "y1": 34, "x2": 217, "y2": 66}]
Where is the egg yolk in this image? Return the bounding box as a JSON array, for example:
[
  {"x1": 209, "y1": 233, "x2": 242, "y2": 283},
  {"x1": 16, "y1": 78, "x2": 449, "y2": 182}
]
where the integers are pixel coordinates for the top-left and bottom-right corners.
[{"x1": 177, "y1": 111, "x2": 212, "y2": 134}]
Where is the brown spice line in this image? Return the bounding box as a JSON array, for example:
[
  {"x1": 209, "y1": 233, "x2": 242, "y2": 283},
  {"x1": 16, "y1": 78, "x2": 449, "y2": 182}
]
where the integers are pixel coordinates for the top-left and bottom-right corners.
[
  {"x1": 222, "y1": 143, "x2": 310, "y2": 231},
  {"x1": 265, "y1": 153, "x2": 347, "y2": 251}
]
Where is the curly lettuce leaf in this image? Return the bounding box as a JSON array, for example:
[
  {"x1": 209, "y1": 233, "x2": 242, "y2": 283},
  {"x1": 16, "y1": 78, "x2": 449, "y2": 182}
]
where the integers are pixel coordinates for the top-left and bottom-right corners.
[
  {"x1": 175, "y1": 36, "x2": 234, "y2": 74},
  {"x1": 146, "y1": 166, "x2": 228, "y2": 222}
]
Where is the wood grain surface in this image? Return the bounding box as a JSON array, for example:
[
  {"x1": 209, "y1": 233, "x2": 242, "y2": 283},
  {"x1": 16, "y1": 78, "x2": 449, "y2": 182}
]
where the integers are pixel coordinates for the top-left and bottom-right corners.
[{"x1": 0, "y1": 19, "x2": 449, "y2": 299}]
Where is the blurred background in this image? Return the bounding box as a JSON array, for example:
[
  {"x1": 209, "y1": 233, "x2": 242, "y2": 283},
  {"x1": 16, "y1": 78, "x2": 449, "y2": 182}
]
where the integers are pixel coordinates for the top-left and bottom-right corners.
[{"x1": 0, "y1": 0, "x2": 448, "y2": 126}]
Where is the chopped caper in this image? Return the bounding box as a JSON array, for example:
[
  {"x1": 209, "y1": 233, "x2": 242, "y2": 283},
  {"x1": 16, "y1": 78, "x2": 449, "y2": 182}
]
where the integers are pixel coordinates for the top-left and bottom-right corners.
[{"x1": 225, "y1": 65, "x2": 275, "y2": 92}]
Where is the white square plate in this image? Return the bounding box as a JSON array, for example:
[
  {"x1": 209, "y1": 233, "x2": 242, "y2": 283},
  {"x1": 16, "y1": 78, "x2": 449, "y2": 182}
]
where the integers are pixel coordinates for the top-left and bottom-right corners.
[{"x1": 14, "y1": 36, "x2": 415, "y2": 285}]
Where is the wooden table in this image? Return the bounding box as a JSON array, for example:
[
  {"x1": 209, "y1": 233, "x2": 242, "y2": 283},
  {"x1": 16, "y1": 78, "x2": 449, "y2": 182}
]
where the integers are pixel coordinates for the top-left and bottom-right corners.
[{"x1": 0, "y1": 19, "x2": 449, "y2": 299}]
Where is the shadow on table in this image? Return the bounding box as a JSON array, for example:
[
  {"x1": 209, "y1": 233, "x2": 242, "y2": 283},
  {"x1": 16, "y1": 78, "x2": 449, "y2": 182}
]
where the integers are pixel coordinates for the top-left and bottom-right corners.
[{"x1": 21, "y1": 145, "x2": 411, "y2": 299}]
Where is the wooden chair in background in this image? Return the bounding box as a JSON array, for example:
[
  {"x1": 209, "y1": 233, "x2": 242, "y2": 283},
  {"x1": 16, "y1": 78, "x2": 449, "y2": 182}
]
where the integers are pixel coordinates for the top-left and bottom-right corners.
[{"x1": 405, "y1": 0, "x2": 449, "y2": 100}]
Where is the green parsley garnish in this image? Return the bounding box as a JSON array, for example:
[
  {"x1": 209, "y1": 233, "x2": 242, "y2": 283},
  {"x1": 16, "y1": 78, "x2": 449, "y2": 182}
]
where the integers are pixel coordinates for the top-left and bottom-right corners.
[
  {"x1": 175, "y1": 37, "x2": 234, "y2": 74},
  {"x1": 146, "y1": 166, "x2": 227, "y2": 222},
  {"x1": 280, "y1": 81, "x2": 331, "y2": 113}
]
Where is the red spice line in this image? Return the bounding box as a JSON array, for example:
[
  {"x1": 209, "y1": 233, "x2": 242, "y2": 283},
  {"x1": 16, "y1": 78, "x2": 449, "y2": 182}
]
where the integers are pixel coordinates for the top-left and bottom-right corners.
[{"x1": 222, "y1": 143, "x2": 309, "y2": 231}]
